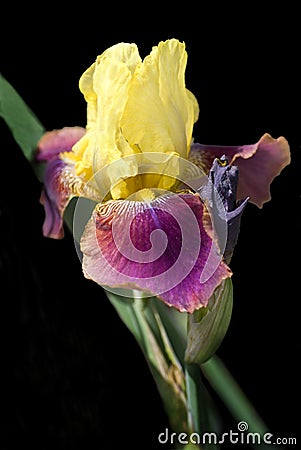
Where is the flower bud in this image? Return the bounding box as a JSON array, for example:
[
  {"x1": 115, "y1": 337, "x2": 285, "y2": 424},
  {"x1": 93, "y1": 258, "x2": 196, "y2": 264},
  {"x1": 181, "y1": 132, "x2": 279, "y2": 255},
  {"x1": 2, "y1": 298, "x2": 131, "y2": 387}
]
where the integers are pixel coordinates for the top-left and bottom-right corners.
[
  {"x1": 199, "y1": 155, "x2": 249, "y2": 263},
  {"x1": 184, "y1": 278, "x2": 233, "y2": 365}
]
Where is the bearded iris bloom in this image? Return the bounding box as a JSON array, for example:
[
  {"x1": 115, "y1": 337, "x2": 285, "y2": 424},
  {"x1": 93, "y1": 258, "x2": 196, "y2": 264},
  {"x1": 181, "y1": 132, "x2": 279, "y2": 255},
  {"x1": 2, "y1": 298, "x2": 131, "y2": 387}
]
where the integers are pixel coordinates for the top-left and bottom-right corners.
[{"x1": 35, "y1": 39, "x2": 290, "y2": 313}]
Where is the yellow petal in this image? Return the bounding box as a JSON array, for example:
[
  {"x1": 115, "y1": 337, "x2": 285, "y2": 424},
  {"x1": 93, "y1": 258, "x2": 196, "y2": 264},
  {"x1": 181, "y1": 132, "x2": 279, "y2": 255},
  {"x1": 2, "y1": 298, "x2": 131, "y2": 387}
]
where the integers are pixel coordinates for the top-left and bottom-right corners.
[
  {"x1": 64, "y1": 39, "x2": 200, "y2": 200},
  {"x1": 69, "y1": 43, "x2": 142, "y2": 183},
  {"x1": 79, "y1": 62, "x2": 97, "y2": 131},
  {"x1": 121, "y1": 39, "x2": 199, "y2": 159},
  {"x1": 92, "y1": 43, "x2": 141, "y2": 170}
]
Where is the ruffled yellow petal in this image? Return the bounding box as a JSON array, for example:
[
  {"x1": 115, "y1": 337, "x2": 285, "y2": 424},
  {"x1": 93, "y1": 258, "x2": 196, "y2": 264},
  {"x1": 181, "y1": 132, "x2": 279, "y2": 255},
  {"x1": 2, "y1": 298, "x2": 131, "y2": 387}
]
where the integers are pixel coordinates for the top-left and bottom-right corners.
[
  {"x1": 63, "y1": 39, "x2": 199, "y2": 199},
  {"x1": 66, "y1": 43, "x2": 142, "y2": 183},
  {"x1": 79, "y1": 62, "x2": 97, "y2": 131},
  {"x1": 121, "y1": 39, "x2": 199, "y2": 158},
  {"x1": 63, "y1": 131, "x2": 95, "y2": 181},
  {"x1": 92, "y1": 43, "x2": 141, "y2": 170}
]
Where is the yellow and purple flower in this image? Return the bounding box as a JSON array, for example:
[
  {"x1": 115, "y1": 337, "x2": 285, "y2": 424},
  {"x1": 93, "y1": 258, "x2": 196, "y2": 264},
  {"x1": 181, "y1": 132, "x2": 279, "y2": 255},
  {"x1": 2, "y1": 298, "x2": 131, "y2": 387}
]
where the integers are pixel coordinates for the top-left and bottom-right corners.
[{"x1": 35, "y1": 39, "x2": 290, "y2": 313}]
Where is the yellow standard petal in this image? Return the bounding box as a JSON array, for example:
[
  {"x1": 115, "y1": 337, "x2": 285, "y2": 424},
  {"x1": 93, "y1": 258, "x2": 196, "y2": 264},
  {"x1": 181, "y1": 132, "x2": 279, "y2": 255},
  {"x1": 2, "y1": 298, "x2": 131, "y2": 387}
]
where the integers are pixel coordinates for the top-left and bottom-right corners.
[
  {"x1": 63, "y1": 42, "x2": 142, "y2": 183},
  {"x1": 121, "y1": 39, "x2": 199, "y2": 158},
  {"x1": 62, "y1": 39, "x2": 200, "y2": 200}
]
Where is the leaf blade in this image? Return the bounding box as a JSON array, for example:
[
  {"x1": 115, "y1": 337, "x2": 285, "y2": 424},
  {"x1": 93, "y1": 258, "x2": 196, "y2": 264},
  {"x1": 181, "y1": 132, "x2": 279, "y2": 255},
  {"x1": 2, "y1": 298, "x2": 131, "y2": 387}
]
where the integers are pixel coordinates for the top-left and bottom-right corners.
[{"x1": 0, "y1": 73, "x2": 45, "y2": 161}]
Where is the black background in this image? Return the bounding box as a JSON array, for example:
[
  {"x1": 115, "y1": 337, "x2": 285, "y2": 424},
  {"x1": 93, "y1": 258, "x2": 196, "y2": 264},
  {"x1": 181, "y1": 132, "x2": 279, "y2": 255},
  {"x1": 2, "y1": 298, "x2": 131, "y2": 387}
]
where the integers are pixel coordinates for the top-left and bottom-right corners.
[{"x1": 1, "y1": 7, "x2": 300, "y2": 450}]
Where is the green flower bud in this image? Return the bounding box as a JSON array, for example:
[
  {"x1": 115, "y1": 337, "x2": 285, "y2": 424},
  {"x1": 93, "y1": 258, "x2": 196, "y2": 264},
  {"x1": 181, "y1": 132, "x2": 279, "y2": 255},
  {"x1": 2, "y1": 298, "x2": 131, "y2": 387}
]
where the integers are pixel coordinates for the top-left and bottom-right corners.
[{"x1": 184, "y1": 278, "x2": 233, "y2": 365}]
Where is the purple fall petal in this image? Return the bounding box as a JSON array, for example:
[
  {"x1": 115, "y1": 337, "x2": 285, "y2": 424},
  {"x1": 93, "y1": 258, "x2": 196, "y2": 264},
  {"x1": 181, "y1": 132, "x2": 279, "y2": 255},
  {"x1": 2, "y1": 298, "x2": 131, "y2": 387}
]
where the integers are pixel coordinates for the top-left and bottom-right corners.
[
  {"x1": 189, "y1": 133, "x2": 290, "y2": 208},
  {"x1": 40, "y1": 188, "x2": 64, "y2": 239},
  {"x1": 35, "y1": 125, "x2": 97, "y2": 239},
  {"x1": 231, "y1": 133, "x2": 290, "y2": 207},
  {"x1": 35, "y1": 126, "x2": 85, "y2": 162},
  {"x1": 41, "y1": 159, "x2": 98, "y2": 239},
  {"x1": 40, "y1": 159, "x2": 75, "y2": 239},
  {"x1": 80, "y1": 192, "x2": 232, "y2": 313}
]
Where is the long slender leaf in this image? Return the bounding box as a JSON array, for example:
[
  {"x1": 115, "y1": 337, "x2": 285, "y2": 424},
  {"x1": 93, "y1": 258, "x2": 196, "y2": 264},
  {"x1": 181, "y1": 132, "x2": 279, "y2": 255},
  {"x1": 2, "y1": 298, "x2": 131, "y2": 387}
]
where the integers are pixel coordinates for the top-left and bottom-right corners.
[
  {"x1": 201, "y1": 355, "x2": 281, "y2": 449},
  {"x1": 104, "y1": 290, "x2": 189, "y2": 433},
  {"x1": 0, "y1": 73, "x2": 45, "y2": 162},
  {"x1": 104, "y1": 290, "x2": 147, "y2": 353}
]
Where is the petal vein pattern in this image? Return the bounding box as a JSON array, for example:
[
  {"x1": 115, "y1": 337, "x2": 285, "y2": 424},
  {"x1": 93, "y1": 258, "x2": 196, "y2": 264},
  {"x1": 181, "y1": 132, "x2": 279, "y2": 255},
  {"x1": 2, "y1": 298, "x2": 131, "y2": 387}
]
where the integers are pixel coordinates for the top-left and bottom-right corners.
[{"x1": 80, "y1": 192, "x2": 232, "y2": 313}]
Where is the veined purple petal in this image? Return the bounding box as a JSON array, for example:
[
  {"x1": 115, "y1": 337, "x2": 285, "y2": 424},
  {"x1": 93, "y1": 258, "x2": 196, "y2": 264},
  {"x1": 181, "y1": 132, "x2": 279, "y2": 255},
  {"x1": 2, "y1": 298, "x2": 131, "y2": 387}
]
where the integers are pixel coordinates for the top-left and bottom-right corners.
[
  {"x1": 189, "y1": 133, "x2": 290, "y2": 208},
  {"x1": 36, "y1": 126, "x2": 86, "y2": 162},
  {"x1": 41, "y1": 159, "x2": 98, "y2": 239},
  {"x1": 35, "y1": 126, "x2": 99, "y2": 239},
  {"x1": 80, "y1": 192, "x2": 232, "y2": 313}
]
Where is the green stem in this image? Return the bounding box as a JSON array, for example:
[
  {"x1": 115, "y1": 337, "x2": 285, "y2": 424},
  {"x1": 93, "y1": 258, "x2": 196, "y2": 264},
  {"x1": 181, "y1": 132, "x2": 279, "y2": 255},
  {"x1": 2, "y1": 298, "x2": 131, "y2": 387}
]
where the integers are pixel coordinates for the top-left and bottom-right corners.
[
  {"x1": 184, "y1": 363, "x2": 222, "y2": 450},
  {"x1": 185, "y1": 363, "x2": 203, "y2": 435}
]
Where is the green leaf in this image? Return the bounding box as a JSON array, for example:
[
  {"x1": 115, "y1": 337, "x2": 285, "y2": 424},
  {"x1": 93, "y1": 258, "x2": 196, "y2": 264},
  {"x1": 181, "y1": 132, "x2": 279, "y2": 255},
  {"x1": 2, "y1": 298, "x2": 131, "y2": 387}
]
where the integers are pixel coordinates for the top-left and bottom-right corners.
[
  {"x1": 155, "y1": 298, "x2": 188, "y2": 366},
  {"x1": 106, "y1": 290, "x2": 226, "y2": 446},
  {"x1": 185, "y1": 278, "x2": 233, "y2": 365},
  {"x1": 0, "y1": 73, "x2": 45, "y2": 162},
  {"x1": 185, "y1": 363, "x2": 203, "y2": 434},
  {"x1": 201, "y1": 355, "x2": 282, "y2": 449},
  {"x1": 104, "y1": 291, "x2": 147, "y2": 351},
  {"x1": 105, "y1": 290, "x2": 189, "y2": 433}
]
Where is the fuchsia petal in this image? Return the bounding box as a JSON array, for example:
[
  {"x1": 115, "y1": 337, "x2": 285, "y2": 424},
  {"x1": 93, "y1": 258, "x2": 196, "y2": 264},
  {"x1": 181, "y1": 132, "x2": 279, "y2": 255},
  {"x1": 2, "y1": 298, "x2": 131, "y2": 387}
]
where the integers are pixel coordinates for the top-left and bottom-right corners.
[
  {"x1": 35, "y1": 126, "x2": 99, "y2": 239},
  {"x1": 36, "y1": 126, "x2": 86, "y2": 162},
  {"x1": 41, "y1": 159, "x2": 76, "y2": 239},
  {"x1": 231, "y1": 134, "x2": 290, "y2": 207},
  {"x1": 40, "y1": 186, "x2": 64, "y2": 239},
  {"x1": 80, "y1": 193, "x2": 232, "y2": 313},
  {"x1": 189, "y1": 133, "x2": 290, "y2": 208},
  {"x1": 41, "y1": 159, "x2": 99, "y2": 239}
]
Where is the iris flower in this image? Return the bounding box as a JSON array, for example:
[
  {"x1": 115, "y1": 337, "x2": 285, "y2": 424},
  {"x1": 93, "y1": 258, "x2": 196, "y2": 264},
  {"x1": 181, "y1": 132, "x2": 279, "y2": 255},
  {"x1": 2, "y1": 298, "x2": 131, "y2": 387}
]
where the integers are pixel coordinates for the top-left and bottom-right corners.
[{"x1": 35, "y1": 39, "x2": 290, "y2": 313}]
